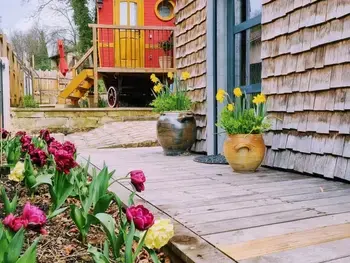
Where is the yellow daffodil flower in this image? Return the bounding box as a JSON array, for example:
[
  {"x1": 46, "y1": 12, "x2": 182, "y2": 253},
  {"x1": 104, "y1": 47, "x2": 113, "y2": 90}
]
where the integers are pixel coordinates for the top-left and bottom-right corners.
[
  {"x1": 144, "y1": 219, "x2": 175, "y2": 249},
  {"x1": 233, "y1": 87, "x2": 243, "y2": 97},
  {"x1": 8, "y1": 162, "x2": 25, "y2": 182},
  {"x1": 216, "y1": 89, "x2": 226, "y2": 103},
  {"x1": 253, "y1": 94, "x2": 266, "y2": 104},
  {"x1": 227, "y1": 103, "x2": 235, "y2": 112},
  {"x1": 167, "y1": 72, "x2": 174, "y2": 80},
  {"x1": 181, "y1": 71, "x2": 191, "y2": 81},
  {"x1": 153, "y1": 83, "x2": 163, "y2": 94},
  {"x1": 150, "y1": 74, "x2": 159, "y2": 83}
]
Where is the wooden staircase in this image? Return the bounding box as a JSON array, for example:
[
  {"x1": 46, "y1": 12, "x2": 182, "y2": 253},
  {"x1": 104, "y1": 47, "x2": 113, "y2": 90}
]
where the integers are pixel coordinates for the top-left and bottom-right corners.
[{"x1": 58, "y1": 69, "x2": 94, "y2": 105}]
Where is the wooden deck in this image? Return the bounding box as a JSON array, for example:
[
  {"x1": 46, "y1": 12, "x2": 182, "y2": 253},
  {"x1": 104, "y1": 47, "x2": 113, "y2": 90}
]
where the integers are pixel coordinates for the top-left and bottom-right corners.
[{"x1": 80, "y1": 147, "x2": 350, "y2": 263}]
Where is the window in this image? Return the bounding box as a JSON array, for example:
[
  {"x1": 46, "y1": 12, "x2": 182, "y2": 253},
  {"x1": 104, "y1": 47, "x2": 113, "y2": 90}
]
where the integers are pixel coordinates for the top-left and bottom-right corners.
[
  {"x1": 155, "y1": 0, "x2": 175, "y2": 21},
  {"x1": 120, "y1": 1, "x2": 138, "y2": 26},
  {"x1": 229, "y1": 0, "x2": 262, "y2": 94}
]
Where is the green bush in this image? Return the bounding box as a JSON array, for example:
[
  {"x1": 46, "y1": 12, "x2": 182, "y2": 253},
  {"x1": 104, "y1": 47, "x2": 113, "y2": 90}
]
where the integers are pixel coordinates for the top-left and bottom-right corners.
[{"x1": 23, "y1": 95, "x2": 39, "y2": 108}]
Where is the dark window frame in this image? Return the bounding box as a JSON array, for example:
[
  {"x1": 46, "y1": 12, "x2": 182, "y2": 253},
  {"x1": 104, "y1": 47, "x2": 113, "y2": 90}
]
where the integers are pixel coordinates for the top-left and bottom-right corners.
[{"x1": 227, "y1": 0, "x2": 262, "y2": 95}]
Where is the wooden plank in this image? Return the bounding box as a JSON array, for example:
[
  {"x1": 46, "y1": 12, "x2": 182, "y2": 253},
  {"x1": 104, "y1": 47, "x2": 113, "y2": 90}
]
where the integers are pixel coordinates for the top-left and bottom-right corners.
[
  {"x1": 240, "y1": 238, "x2": 350, "y2": 263},
  {"x1": 205, "y1": 212, "x2": 350, "y2": 247},
  {"x1": 219, "y1": 223, "x2": 350, "y2": 261}
]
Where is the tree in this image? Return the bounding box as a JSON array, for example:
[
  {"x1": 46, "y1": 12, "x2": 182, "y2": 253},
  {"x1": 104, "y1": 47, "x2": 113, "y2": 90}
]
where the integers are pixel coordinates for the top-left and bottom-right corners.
[
  {"x1": 11, "y1": 23, "x2": 51, "y2": 70},
  {"x1": 70, "y1": 0, "x2": 93, "y2": 53}
]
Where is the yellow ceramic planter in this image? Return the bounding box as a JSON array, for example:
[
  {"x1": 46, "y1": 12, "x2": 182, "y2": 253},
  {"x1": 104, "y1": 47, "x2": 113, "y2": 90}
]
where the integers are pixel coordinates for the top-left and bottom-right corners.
[{"x1": 223, "y1": 134, "x2": 265, "y2": 173}]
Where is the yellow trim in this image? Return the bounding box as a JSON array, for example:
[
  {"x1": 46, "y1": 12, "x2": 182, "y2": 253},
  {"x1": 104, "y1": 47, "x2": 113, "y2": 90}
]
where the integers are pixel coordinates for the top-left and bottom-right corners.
[
  {"x1": 99, "y1": 42, "x2": 161, "y2": 49},
  {"x1": 154, "y1": 0, "x2": 175, "y2": 21}
]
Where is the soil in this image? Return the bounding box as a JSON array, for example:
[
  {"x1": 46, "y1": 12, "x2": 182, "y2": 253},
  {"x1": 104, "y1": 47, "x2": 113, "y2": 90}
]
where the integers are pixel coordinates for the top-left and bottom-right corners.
[{"x1": 0, "y1": 175, "x2": 170, "y2": 263}]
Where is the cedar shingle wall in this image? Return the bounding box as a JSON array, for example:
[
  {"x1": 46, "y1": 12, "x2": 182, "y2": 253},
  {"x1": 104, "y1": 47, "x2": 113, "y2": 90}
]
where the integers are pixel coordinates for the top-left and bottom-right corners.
[
  {"x1": 261, "y1": 0, "x2": 350, "y2": 180},
  {"x1": 175, "y1": 0, "x2": 207, "y2": 153}
]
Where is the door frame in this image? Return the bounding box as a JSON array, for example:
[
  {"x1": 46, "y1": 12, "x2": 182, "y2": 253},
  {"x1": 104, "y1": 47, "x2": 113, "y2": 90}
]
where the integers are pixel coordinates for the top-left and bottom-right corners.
[{"x1": 113, "y1": 0, "x2": 145, "y2": 68}]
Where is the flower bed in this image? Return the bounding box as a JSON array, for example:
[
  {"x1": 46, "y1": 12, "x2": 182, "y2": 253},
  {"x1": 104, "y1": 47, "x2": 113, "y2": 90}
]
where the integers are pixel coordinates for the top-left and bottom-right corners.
[{"x1": 0, "y1": 129, "x2": 174, "y2": 262}]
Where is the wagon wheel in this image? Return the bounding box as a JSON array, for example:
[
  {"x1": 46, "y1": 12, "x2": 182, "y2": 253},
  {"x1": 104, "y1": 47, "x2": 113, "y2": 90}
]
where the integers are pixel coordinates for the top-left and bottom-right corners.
[{"x1": 107, "y1": 86, "x2": 118, "y2": 108}]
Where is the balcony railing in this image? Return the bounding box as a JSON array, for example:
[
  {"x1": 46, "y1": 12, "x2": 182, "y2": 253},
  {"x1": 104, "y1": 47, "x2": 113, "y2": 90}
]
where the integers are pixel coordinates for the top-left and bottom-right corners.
[{"x1": 89, "y1": 24, "x2": 176, "y2": 73}]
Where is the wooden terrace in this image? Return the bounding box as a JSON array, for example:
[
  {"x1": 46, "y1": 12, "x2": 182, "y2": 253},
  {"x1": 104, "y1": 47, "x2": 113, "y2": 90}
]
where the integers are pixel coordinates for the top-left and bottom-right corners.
[{"x1": 80, "y1": 147, "x2": 350, "y2": 263}]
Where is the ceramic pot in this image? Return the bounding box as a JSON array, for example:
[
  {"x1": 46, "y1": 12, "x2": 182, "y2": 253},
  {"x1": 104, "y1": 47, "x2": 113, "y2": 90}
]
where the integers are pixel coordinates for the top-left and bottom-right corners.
[
  {"x1": 157, "y1": 111, "x2": 196, "y2": 156},
  {"x1": 159, "y1": 56, "x2": 172, "y2": 68},
  {"x1": 223, "y1": 134, "x2": 265, "y2": 172}
]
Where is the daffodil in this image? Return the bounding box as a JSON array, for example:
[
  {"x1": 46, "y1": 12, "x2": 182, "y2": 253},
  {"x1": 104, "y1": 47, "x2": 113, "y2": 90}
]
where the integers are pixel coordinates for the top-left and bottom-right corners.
[
  {"x1": 167, "y1": 72, "x2": 174, "y2": 80},
  {"x1": 153, "y1": 83, "x2": 163, "y2": 93},
  {"x1": 233, "y1": 87, "x2": 243, "y2": 97},
  {"x1": 253, "y1": 94, "x2": 266, "y2": 104},
  {"x1": 8, "y1": 162, "x2": 25, "y2": 182},
  {"x1": 181, "y1": 71, "x2": 191, "y2": 81},
  {"x1": 150, "y1": 74, "x2": 159, "y2": 83},
  {"x1": 144, "y1": 219, "x2": 175, "y2": 249},
  {"x1": 227, "y1": 103, "x2": 234, "y2": 112},
  {"x1": 216, "y1": 89, "x2": 226, "y2": 103}
]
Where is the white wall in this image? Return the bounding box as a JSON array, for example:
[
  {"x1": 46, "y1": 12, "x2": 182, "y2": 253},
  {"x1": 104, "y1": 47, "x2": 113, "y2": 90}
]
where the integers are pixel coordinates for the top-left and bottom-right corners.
[{"x1": 0, "y1": 58, "x2": 11, "y2": 129}]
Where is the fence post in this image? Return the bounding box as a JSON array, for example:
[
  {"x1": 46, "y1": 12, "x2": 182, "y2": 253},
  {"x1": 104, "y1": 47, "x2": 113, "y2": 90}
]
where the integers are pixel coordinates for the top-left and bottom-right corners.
[{"x1": 93, "y1": 26, "x2": 98, "y2": 106}]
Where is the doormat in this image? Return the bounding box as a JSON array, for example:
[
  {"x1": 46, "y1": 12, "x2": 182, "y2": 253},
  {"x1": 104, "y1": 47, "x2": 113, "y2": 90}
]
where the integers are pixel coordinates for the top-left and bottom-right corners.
[{"x1": 194, "y1": 154, "x2": 228, "y2": 165}]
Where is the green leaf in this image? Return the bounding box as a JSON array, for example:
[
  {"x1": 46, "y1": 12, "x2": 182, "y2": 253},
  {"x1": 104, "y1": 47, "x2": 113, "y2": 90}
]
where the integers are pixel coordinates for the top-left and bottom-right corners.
[
  {"x1": 94, "y1": 213, "x2": 119, "y2": 258},
  {"x1": 93, "y1": 194, "x2": 113, "y2": 215},
  {"x1": 1, "y1": 187, "x2": 18, "y2": 216},
  {"x1": 16, "y1": 237, "x2": 40, "y2": 263},
  {"x1": 32, "y1": 174, "x2": 53, "y2": 188},
  {"x1": 87, "y1": 244, "x2": 109, "y2": 263},
  {"x1": 70, "y1": 205, "x2": 86, "y2": 234},
  {"x1": 145, "y1": 248, "x2": 162, "y2": 263},
  {"x1": 125, "y1": 221, "x2": 135, "y2": 263},
  {"x1": 0, "y1": 224, "x2": 10, "y2": 262},
  {"x1": 103, "y1": 240, "x2": 110, "y2": 260},
  {"x1": 47, "y1": 206, "x2": 69, "y2": 219},
  {"x1": 4, "y1": 228, "x2": 25, "y2": 263},
  {"x1": 133, "y1": 230, "x2": 147, "y2": 262},
  {"x1": 53, "y1": 174, "x2": 74, "y2": 211},
  {"x1": 128, "y1": 192, "x2": 135, "y2": 206}
]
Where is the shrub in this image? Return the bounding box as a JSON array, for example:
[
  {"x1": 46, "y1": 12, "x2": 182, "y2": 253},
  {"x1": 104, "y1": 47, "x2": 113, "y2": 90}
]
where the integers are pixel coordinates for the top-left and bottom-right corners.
[{"x1": 23, "y1": 95, "x2": 39, "y2": 108}]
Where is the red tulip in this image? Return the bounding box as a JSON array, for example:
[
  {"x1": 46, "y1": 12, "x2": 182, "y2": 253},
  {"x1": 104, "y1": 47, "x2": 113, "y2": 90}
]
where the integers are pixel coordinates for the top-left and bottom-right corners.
[
  {"x1": 1, "y1": 128, "x2": 9, "y2": 139},
  {"x1": 62, "y1": 141, "x2": 76, "y2": 155},
  {"x1": 20, "y1": 135, "x2": 33, "y2": 152},
  {"x1": 48, "y1": 140, "x2": 63, "y2": 155},
  {"x1": 3, "y1": 214, "x2": 28, "y2": 232},
  {"x1": 29, "y1": 148, "x2": 48, "y2": 167},
  {"x1": 126, "y1": 205, "x2": 154, "y2": 231},
  {"x1": 39, "y1": 129, "x2": 54, "y2": 145},
  {"x1": 15, "y1": 131, "x2": 26, "y2": 137},
  {"x1": 54, "y1": 149, "x2": 78, "y2": 174},
  {"x1": 130, "y1": 170, "x2": 146, "y2": 192}
]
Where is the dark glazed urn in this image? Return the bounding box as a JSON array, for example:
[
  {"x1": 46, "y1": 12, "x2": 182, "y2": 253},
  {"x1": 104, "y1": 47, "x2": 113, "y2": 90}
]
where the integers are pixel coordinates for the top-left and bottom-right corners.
[{"x1": 157, "y1": 111, "x2": 196, "y2": 156}]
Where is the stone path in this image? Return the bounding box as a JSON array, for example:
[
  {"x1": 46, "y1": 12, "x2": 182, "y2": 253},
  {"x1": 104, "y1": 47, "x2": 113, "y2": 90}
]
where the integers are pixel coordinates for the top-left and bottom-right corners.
[{"x1": 65, "y1": 121, "x2": 157, "y2": 149}]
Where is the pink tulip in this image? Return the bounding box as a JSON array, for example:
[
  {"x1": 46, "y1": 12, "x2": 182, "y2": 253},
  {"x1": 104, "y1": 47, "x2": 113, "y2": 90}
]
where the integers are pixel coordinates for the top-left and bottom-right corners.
[
  {"x1": 126, "y1": 205, "x2": 154, "y2": 231},
  {"x1": 3, "y1": 214, "x2": 28, "y2": 232},
  {"x1": 130, "y1": 170, "x2": 146, "y2": 192},
  {"x1": 22, "y1": 202, "x2": 47, "y2": 226}
]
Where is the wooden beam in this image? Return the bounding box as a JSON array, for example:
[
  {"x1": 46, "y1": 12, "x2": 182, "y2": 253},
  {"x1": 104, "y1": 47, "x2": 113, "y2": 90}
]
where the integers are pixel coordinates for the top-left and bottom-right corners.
[
  {"x1": 93, "y1": 27, "x2": 98, "y2": 106},
  {"x1": 88, "y1": 24, "x2": 175, "y2": 31},
  {"x1": 72, "y1": 47, "x2": 93, "y2": 72},
  {"x1": 97, "y1": 67, "x2": 175, "y2": 73}
]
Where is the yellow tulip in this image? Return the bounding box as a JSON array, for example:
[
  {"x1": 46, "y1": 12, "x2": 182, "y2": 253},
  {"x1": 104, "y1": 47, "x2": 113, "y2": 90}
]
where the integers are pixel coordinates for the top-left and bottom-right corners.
[
  {"x1": 167, "y1": 72, "x2": 174, "y2": 80},
  {"x1": 227, "y1": 103, "x2": 234, "y2": 112},
  {"x1": 216, "y1": 89, "x2": 226, "y2": 103},
  {"x1": 8, "y1": 162, "x2": 25, "y2": 182},
  {"x1": 144, "y1": 219, "x2": 174, "y2": 249},
  {"x1": 181, "y1": 71, "x2": 191, "y2": 80},
  {"x1": 233, "y1": 87, "x2": 243, "y2": 97},
  {"x1": 150, "y1": 74, "x2": 159, "y2": 83}
]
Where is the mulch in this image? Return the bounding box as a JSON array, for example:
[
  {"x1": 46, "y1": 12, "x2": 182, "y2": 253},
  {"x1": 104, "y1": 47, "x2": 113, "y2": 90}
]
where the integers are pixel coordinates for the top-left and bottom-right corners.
[{"x1": 0, "y1": 175, "x2": 170, "y2": 263}]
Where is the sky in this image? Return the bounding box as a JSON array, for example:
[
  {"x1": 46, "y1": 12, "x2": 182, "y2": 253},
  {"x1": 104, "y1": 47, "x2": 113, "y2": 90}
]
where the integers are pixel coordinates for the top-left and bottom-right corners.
[{"x1": 0, "y1": 0, "x2": 67, "y2": 35}]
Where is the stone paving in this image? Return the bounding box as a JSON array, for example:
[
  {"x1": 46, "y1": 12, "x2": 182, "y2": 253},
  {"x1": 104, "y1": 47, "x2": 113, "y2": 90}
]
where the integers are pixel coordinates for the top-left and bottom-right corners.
[{"x1": 65, "y1": 121, "x2": 157, "y2": 149}]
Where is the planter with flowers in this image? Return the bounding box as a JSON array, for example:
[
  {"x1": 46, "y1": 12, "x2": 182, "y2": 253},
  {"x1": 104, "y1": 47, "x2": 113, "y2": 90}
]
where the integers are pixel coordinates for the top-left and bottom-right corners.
[
  {"x1": 0, "y1": 128, "x2": 175, "y2": 262},
  {"x1": 216, "y1": 88, "x2": 271, "y2": 172},
  {"x1": 158, "y1": 38, "x2": 173, "y2": 68},
  {"x1": 150, "y1": 72, "x2": 196, "y2": 156}
]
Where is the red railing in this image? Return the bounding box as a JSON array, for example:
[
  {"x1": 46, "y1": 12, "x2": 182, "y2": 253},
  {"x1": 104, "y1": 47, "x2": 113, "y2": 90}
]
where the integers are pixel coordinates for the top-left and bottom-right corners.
[{"x1": 90, "y1": 24, "x2": 175, "y2": 72}]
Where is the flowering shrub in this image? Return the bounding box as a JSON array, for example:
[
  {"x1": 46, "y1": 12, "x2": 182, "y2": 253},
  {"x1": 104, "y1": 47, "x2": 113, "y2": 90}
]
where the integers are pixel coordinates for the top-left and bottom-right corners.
[
  {"x1": 216, "y1": 87, "x2": 271, "y2": 134},
  {"x1": 150, "y1": 72, "x2": 192, "y2": 113}
]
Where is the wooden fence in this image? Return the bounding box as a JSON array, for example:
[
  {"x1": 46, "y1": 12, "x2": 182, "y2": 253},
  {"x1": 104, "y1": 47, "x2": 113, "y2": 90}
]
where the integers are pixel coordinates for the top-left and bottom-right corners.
[
  {"x1": 33, "y1": 70, "x2": 72, "y2": 104},
  {"x1": 0, "y1": 34, "x2": 26, "y2": 107}
]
